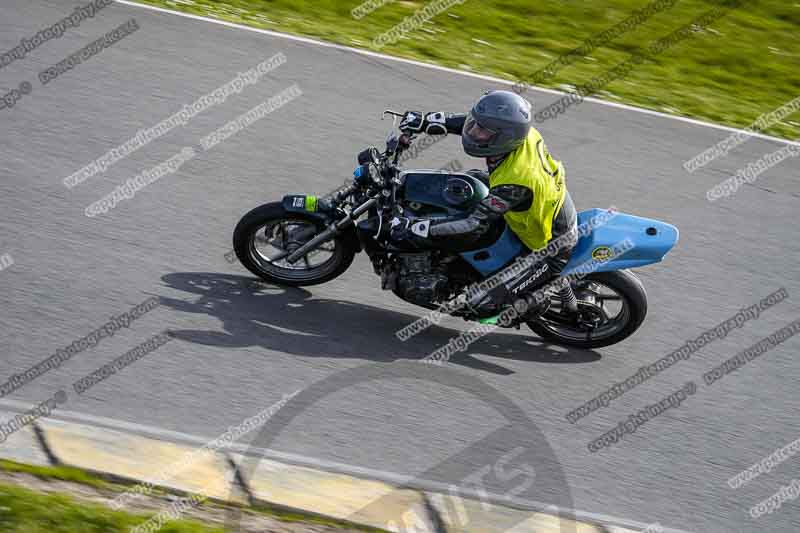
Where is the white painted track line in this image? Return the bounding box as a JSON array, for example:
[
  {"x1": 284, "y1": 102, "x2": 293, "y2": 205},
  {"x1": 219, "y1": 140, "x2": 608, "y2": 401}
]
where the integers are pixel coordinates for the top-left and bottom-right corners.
[
  {"x1": 115, "y1": 0, "x2": 800, "y2": 150},
  {"x1": 0, "y1": 398, "x2": 692, "y2": 533}
]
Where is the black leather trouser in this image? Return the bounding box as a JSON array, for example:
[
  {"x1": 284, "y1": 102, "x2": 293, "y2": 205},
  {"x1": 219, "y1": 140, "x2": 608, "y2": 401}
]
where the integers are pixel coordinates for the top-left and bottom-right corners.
[
  {"x1": 544, "y1": 189, "x2": 578, "y2": 273},
  {"x1": 357, "y1": 189, "x2": 578, "y2": 292},
  {"x1": 505, "y1": 189, "x2": 578, "y2": 297}
]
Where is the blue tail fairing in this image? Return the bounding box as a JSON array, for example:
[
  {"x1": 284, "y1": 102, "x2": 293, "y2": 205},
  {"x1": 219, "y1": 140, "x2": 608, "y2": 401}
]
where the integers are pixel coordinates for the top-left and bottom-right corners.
[{"x1": 459, "y1": 209, "x2": 678, "y2": 277}]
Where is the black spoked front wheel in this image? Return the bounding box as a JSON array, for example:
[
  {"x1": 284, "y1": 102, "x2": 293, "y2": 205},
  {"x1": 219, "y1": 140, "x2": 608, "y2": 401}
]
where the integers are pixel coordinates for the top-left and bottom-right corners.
[
  {"x1": 232, "y1": 202, "x2": 356, "y2": 286},
  {"x1": 527, "y1": 270, "x2": 647, "y2": 349}
]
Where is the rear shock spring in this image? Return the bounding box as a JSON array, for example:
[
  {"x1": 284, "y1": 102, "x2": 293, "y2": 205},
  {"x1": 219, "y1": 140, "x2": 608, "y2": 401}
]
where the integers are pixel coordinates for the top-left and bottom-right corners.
[{"x1": 558, "y1": 284, "x2": 579, "y2": 313}]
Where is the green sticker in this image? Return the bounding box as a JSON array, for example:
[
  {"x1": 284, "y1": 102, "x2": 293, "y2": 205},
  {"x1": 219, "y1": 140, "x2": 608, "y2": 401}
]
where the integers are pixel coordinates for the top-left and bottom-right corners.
[{"x1": 305, "y1": 195, "x2": 317, "y2": 212}]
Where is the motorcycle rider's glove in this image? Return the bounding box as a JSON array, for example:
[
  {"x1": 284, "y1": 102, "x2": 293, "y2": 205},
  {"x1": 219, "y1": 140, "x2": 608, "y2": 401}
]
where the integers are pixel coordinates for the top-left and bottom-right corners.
[
  {"x1": 387, "y1": 185, "x2": 532, "y2": 244},
  {"x1": 399, "y1": 111, "x2": 448, "y2": 135},
  {"x1": 427, "y1": 185, "x2": 533, "y2": 240}
]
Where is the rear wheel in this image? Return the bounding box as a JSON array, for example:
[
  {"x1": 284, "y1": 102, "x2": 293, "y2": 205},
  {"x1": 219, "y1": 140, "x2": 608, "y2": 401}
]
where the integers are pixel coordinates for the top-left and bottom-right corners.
[
  {"x1": 527, "y1": 270, "x2": 647, "y2": 349},
  {"x1": 232, "y1": 202, "x2": 356, "y2": 286}
]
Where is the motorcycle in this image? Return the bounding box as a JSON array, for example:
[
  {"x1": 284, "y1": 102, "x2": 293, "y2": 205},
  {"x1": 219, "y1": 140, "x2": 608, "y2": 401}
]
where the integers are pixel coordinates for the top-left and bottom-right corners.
[{"x1": 232, "y1": 111, "x2": 678, "y2": 349}]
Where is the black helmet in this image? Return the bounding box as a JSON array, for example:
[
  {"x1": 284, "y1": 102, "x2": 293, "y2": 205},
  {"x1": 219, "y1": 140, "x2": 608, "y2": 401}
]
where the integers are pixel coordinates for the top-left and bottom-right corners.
[{"x1": 462, "y1": 90, "x2": 532, "y2": 158}]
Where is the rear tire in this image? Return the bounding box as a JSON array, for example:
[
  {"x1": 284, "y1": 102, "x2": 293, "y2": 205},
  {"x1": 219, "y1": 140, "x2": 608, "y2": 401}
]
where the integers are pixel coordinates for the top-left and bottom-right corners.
[
  {"x1": 527, "y1": 270, "x2": 647, "y2": 349},
  {"x1": 232, "y1": 202, "x2": 356, "y2": 286}
]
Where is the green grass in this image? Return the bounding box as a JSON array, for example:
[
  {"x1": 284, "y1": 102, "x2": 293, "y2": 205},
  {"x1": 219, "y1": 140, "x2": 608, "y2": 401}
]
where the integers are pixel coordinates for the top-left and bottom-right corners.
[
  {"x1": 248, "y1": 501, "x2": 388, "y2": 532},
  {"x1": 139, "y1": 0, "x2": 800, "y2": 139},
  {"x1": 0, "y1": 460, "x2": 386, "y2": 532},
  {"x1": 0, "y1": 459, "x2": 111, "y2": 490},
  {"x1": 0, "y1": 482, "x2": 225, "y2": 533}
]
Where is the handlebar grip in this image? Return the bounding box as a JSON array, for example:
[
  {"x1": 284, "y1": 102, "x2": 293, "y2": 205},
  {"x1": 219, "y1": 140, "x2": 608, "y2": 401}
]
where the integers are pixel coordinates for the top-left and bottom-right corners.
[{"x1": 329, "y1": 183, "x2": 357, "y2": 205}]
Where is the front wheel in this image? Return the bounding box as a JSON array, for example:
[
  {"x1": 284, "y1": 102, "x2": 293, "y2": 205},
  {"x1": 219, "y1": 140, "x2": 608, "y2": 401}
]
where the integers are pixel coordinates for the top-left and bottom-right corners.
[
  {"x1": 527, "y1": 270, "x2": 647, "y2": 349},
  {"x1": 232, "y1": 202, "x2": 356, "y2": 286}
]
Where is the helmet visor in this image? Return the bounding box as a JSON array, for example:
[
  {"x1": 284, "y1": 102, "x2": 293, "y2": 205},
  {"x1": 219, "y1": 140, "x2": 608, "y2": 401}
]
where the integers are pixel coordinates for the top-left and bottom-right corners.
[{"x1": 463, "y1": 113, "x2": 497, "y2": 145}]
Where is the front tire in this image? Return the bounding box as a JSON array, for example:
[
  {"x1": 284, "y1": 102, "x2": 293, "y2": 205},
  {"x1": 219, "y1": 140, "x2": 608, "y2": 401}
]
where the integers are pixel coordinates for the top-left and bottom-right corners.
[
  {"x1": 232, "y1": 202, "x2": 356, "y2": 286},
  {"x1": 527, "y1": 270, "x2": 648, "y2": 349}
]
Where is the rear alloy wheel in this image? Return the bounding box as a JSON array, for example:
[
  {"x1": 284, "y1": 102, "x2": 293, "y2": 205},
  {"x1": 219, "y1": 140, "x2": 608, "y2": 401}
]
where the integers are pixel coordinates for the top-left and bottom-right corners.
[{"x1": 527, "y1": 270, "x2": 647, "y2": 349}]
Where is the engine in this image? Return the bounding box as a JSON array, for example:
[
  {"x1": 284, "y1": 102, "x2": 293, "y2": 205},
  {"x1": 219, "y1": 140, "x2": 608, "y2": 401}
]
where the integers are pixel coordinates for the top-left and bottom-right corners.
[{"x1": 390, "y1": 252, "x2": 450, "y2": 308}]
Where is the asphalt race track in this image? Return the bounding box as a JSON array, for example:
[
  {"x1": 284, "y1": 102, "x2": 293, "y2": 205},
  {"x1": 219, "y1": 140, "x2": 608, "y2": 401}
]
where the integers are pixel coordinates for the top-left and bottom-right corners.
[{"x1": 1, "y1": 2, "x2": 799, "y2": 532}]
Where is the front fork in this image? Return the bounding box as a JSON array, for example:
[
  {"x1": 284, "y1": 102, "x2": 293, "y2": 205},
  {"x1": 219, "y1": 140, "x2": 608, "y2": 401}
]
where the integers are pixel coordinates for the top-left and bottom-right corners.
[{"x1": 282, "y1": 194, "x2": 377, "y2": 264}]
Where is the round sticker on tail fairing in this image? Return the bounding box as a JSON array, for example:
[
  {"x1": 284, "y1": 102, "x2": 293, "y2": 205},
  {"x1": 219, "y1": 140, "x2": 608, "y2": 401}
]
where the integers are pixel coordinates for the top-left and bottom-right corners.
[{"x1": 591, "y1": 246, "x2": 614, "y2": 261}]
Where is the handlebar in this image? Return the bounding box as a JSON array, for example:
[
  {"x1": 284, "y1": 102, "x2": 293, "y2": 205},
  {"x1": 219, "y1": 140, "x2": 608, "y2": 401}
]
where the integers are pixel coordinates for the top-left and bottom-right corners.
[
  {"x1": 382, "y1": 109, "x2": 405, "y2": 121},
  {"x1": 286, "y1": 117, "x2": 416, "y2": 265},
  {"x1": 323, "y1": 114, "x2": 420, "y2": 214}
]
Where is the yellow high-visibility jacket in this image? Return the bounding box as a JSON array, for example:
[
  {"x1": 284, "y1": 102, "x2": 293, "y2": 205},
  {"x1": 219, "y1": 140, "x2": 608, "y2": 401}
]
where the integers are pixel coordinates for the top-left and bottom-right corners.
[{"x1": 489, "y1": 128, "x2": 567, "y2": 251}]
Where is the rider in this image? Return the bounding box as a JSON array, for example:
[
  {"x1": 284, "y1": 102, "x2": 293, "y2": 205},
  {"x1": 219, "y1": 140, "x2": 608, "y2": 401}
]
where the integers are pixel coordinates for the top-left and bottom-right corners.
[{"x1": 393, "y1": 90, "x2": 578, "y2": 317}]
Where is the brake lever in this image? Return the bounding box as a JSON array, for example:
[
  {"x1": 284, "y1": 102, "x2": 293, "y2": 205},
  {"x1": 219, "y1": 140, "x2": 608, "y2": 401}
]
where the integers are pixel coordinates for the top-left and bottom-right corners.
[{"x1": 382, "y1": 109, "x2": 405, "y2": 120}]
